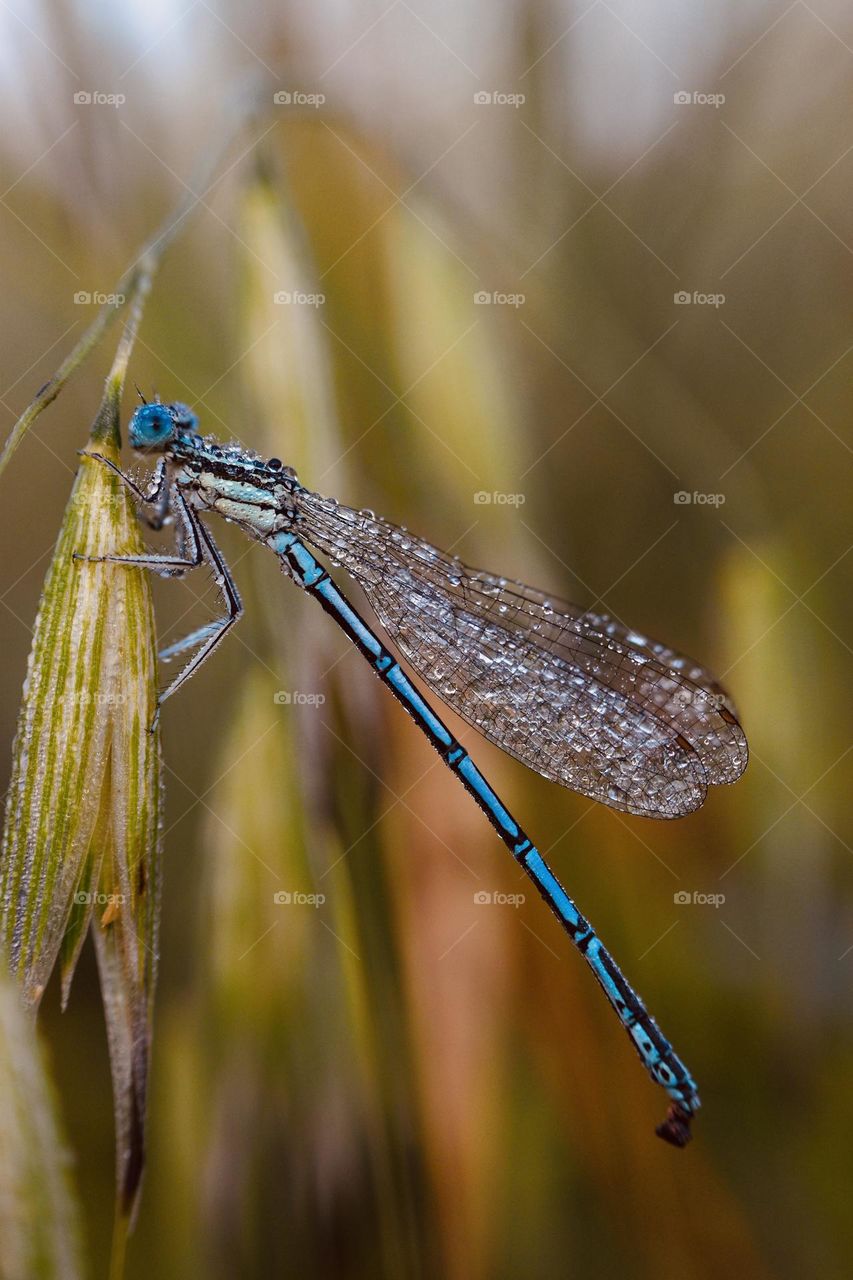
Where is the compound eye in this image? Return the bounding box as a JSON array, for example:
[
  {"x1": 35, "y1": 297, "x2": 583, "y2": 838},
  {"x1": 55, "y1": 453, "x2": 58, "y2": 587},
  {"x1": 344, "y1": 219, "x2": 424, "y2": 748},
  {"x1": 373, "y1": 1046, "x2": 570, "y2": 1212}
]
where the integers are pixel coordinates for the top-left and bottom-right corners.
[{"x1": 129, "y1": 403, "x2": 176, "y2": 449}]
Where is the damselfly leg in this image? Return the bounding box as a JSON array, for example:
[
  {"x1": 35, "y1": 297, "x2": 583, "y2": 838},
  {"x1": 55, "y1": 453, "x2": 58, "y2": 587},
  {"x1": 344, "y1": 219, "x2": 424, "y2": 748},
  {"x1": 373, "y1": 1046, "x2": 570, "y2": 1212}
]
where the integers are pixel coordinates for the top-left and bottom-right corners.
[{"x1": 75, "y1": 453, "x2": 243, "y2": 726}]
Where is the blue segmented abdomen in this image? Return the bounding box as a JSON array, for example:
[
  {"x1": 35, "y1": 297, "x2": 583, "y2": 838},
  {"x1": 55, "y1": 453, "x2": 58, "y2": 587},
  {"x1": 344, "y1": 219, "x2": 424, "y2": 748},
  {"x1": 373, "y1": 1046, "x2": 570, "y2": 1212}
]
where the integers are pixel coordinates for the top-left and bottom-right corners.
[{"x1": 521, "y1": 845, "x2": 698, "y2": 1108}]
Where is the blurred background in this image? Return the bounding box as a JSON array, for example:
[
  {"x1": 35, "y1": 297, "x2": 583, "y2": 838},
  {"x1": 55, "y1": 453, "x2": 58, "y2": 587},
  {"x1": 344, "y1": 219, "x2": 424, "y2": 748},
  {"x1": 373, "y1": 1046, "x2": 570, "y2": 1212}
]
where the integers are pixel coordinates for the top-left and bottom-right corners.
[{"x1": 1, "y1": 1, "x2": 852, "y2": 1277}]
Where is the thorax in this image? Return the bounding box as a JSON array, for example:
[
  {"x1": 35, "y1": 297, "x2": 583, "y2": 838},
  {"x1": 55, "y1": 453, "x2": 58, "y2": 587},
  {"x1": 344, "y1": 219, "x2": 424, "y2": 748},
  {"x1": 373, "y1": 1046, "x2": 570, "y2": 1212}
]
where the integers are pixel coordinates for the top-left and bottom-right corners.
[{"x1": 171, "y1": 450, "x2": 300, "y2": 540}]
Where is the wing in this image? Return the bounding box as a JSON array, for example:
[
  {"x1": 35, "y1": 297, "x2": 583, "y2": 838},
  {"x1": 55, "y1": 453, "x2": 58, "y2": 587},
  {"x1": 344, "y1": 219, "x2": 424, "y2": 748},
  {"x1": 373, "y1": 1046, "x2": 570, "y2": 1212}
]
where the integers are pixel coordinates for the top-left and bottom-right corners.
[{"x1": 295, "y1": 492, "x2": 748, "y2": 818}]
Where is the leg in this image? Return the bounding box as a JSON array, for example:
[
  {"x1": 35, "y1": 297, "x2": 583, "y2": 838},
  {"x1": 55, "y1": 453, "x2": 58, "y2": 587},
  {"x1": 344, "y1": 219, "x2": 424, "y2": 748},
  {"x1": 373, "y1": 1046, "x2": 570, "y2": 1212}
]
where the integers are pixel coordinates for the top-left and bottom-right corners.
[
  {"x1": 276, "y1": 532, "x2": 698, "y2": 1144},
  {"x1": 80, "y1": 451, "x2": 171, "y2": 529},
  {"x1": 75, "y1": 457, "x2": 202, "y2": 578},
  {"x1": 151, "y1": 506, "x2": 242, "y2": 724},
  {"x1": 76, "y1": 460, "x2": 243, "y2": 723}
]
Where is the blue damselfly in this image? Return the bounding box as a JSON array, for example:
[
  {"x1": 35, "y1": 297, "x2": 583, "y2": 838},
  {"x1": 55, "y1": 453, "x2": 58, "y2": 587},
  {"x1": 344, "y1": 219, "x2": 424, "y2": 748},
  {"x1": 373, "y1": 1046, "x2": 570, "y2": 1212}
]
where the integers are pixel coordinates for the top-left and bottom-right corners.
[{"x1": 79, "y1": 397, "x2": 748, "y2": 1146}]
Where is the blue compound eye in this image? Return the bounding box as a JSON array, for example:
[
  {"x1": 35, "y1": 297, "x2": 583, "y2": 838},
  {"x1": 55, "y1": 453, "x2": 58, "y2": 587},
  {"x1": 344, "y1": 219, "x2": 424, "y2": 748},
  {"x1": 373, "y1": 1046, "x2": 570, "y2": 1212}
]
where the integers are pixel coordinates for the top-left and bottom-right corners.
[{"x1": 129, "y1": 404, "x2": 177, "y2": 450}]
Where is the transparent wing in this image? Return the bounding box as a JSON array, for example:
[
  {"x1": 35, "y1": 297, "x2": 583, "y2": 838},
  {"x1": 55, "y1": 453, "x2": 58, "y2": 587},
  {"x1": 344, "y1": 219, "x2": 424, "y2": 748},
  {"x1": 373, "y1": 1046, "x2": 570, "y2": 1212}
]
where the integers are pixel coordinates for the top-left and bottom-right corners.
[{"x1": 296, "y1": 492, "x2": 748, "y2": 819}]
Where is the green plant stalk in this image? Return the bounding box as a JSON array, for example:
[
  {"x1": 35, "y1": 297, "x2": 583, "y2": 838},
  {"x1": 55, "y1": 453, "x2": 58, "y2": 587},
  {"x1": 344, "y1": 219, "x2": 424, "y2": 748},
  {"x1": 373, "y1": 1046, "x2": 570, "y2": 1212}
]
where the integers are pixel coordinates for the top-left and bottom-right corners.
[{"x1": 0, "y1": 274, "x2": 163, "y2": 1266}]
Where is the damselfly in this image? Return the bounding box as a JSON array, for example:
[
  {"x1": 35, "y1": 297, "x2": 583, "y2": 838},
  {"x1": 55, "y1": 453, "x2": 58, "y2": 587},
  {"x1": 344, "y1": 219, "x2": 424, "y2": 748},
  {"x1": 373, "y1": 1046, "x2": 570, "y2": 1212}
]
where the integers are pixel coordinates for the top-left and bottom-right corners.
[{"x1": 80, "y1": 398, "x2": 748, "y2": 1146}]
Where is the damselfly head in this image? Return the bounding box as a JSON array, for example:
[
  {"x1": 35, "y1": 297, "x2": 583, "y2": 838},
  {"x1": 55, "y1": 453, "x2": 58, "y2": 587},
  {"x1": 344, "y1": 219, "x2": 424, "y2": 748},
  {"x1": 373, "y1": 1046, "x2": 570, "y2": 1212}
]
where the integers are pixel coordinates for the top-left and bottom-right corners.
[{"x1": 129, "y1": 401, "x2": 199, "y2": 451}]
